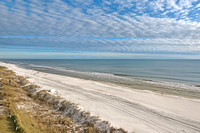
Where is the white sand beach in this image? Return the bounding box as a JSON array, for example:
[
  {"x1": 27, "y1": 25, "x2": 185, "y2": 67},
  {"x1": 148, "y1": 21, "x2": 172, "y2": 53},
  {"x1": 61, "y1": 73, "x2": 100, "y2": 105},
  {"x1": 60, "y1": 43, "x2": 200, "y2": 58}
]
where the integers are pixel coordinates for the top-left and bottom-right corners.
[{"x1": 1, "y1": 62, "x2": 200, "y2": 133}]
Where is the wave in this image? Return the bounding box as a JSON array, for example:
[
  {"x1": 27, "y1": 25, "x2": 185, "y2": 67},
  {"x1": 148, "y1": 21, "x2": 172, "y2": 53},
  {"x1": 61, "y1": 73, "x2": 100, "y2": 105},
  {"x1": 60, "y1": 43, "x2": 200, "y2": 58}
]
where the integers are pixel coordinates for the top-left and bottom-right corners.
[
  {"x1": 113, "y1": 73, "x2": 133, "y2": 77},
  {"x1": 144, "y1": 80, "x2": 200, "y2": 91},
  {"x1": 7, "y1": 61, "x2": 200, "y2": 91}
]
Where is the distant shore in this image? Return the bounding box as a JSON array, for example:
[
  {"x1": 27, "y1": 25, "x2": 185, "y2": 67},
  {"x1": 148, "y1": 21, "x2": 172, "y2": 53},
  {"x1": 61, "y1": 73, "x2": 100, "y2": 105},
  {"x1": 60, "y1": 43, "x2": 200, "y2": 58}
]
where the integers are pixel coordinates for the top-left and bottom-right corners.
[{"x1": 1, "y1": 61, "x2": 200, "y2": 133}]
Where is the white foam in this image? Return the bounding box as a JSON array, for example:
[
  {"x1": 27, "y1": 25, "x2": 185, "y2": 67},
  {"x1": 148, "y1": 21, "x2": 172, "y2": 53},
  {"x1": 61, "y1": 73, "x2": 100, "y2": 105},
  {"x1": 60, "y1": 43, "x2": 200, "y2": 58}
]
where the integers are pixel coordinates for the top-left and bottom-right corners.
[{"x1": 144, "y1": 80, "x2": 200, "y2": 90}]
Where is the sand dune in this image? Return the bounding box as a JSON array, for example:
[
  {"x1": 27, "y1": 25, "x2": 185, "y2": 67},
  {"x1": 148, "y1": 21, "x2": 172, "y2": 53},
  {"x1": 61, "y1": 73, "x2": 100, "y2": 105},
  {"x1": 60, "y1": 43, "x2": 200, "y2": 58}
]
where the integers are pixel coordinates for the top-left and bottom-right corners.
[{"x1": 1, "y1": 62, "x2": 200, "y2": 133}]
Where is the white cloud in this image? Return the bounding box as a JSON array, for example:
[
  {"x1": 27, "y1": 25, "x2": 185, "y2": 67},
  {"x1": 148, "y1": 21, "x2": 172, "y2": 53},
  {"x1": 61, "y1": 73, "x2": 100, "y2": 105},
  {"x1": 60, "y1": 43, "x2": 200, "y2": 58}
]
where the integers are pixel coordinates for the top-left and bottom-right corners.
[{"x1": 0, "y1": 0, "x2": 200, "y2": 58}]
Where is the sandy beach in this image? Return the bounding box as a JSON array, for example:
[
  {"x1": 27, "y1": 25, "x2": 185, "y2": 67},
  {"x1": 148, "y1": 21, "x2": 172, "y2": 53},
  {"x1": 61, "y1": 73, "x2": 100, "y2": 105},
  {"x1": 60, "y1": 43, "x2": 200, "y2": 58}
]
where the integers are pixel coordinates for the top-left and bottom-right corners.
[{"x1": 1, "y1": 62, "x2": 200, "y2": 133}]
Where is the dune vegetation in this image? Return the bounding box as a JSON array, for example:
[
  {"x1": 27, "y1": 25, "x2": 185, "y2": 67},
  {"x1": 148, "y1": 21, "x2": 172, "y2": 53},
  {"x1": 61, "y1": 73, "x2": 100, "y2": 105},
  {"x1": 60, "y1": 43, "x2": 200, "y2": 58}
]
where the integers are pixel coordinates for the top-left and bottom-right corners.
[{"x1": 0, "y1": 66, "x2": 126, "y2": 133}]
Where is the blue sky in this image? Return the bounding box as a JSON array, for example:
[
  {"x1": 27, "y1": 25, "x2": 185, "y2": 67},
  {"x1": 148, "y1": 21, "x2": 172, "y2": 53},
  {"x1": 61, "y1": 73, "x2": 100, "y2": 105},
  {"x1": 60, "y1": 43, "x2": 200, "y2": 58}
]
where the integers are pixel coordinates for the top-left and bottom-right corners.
[{"x1": 0, "y1": 0, "x2": 200, "y2": 59}]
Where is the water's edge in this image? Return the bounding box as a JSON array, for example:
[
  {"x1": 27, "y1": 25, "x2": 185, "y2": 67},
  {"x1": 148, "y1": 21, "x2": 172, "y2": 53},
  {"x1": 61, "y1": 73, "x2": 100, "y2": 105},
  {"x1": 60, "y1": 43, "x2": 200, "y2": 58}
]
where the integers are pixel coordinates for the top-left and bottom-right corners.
[{"x1": 2, "y1": 60, "x2": 200, "y2": 99}]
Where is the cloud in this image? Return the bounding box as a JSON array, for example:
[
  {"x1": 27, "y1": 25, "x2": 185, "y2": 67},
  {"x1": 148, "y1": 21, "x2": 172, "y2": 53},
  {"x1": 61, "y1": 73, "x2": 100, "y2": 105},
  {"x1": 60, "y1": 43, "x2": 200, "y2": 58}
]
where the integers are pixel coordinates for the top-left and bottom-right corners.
[{"x1": 0, "y1": 0, "x2": 200, "y2": 58}]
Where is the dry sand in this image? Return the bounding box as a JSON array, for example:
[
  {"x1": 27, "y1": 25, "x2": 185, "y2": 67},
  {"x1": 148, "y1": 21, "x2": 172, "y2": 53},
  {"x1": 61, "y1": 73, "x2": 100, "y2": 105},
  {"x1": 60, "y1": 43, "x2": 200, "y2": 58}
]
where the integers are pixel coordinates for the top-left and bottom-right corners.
[{"x1": 1, "y1": 62, "x2": 200, "y2": 133}]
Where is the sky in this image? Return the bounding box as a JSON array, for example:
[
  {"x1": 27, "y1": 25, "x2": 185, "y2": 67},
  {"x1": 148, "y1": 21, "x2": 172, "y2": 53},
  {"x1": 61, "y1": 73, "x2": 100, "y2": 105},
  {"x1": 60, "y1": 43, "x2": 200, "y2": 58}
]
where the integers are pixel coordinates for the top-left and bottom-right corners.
[{"x1": 0, "y1": 0, "x2": 200, "y2": 59}]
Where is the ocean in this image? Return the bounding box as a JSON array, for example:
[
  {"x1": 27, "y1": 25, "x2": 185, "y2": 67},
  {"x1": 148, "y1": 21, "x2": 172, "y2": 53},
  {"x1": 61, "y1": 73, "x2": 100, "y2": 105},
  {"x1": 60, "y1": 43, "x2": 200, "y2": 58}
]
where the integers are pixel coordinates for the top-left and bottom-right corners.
[{"x1": 2, "y1": 59, "x2": 200, "y2": 92}]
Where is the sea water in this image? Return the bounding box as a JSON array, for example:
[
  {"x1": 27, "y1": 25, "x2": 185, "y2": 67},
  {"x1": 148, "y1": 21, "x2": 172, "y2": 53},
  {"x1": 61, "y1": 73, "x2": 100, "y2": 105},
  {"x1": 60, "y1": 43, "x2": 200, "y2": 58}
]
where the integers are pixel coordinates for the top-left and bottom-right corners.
[{"x1": 2, "y1": 59, "x2": 200, "y2": 91}]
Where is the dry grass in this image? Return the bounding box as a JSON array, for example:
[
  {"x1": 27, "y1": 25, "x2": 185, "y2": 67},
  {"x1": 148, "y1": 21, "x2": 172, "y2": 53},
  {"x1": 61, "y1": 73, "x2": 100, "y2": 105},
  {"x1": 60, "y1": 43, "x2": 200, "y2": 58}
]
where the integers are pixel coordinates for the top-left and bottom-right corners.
[
  {"x1": 0, "y1": 66, "x2": 127, "y2": 133},
  {"x1": 0, "y1": 67, "x2": 50, "y2": 132},
  {"x1": 0, "y1": 115, "x2": 15, "y2": 133},
  {"x1": 0, "y1": 66, "x2": 95, "y2": 133}
]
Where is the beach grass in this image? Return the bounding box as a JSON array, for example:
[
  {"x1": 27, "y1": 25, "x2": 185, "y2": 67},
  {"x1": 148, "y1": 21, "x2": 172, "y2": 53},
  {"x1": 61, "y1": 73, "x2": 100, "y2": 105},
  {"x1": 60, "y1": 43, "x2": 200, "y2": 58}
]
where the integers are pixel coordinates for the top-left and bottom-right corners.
[
  {"x1": 0, "y1": 116, "x2": 15, "y2": 133},
  {"x1": 0, "y1": 65, "x2": 127, "y2": 133},
  {"x1": 0, "y1": 68, "x2": 47, "y2": 132},
  {"x1": 0, "y1": 66, "x2": 62, "y2": 133}
]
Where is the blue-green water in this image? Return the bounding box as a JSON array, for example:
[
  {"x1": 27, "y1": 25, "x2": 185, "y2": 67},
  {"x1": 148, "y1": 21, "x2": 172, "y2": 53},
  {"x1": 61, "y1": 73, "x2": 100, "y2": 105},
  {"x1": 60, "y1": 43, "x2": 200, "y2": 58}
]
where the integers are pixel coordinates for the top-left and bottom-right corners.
[{"x1": 2, "y1": 59, "x2": 200, "y2": 89}]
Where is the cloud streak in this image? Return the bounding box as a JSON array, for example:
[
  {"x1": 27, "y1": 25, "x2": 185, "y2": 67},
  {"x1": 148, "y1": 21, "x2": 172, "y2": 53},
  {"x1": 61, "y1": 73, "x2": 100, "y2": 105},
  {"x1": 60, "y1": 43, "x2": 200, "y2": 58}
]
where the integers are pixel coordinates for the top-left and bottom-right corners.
[{"x1": 0, "y1": 0, "x2": 200, "y2": 58}]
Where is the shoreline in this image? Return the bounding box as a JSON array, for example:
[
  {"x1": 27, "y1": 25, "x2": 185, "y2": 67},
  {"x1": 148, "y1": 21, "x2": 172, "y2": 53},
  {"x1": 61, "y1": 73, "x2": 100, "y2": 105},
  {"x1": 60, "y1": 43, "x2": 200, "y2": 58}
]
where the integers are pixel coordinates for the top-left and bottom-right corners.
[
  {"x1": 1, "y1": 61, "x2": 200, "y2": 132},
  {"x1": 3, "y1": 60, "x2": 200, "y2": 99}
]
